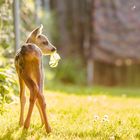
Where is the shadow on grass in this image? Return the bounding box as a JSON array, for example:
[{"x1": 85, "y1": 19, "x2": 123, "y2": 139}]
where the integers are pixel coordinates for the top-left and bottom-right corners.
[
  {"x1": 46, "y1": 82, "x2": 140, "y2": 98},
  {"x1": 0, "y1": 125, "x2": 48, "y2": 140},
  {"x1": 0, "y1": 125, "x2": 20, "y2": 140}
]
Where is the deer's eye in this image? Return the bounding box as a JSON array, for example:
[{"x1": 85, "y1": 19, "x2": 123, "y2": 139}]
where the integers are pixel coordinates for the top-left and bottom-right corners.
[{"x1": 42, "y1": 41, "x2": 48, "y2": 45}]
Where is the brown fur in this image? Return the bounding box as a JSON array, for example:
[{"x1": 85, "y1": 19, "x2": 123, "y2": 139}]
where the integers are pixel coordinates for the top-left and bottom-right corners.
[{"x1": 15, "y1": 25, "x2": 56, "y2": 133}]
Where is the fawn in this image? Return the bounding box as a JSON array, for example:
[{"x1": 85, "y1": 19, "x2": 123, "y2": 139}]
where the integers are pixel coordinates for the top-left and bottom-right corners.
[{"x1": 15, "y1": 25, "x2": 56, "y2": 133}]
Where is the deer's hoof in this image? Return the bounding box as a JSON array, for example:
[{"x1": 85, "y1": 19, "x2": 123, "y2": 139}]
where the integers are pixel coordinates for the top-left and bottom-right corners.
[
  {"x1": 46, "y1": 125, "x2": 52, "y2": 133},
  {"x1": 24, "y1": 121, "x2": 30, "y2": 129}
]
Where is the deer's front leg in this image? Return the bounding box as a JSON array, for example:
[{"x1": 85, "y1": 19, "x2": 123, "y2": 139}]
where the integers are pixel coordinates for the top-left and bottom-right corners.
[{"x1": 37, "y1": 94, "x2": 51, "y2": 133}]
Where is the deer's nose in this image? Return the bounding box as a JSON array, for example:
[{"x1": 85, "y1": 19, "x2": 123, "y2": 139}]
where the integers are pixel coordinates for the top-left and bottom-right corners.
[{"x1": 51, "y1": 47, "x2": 56, "y2": 52}]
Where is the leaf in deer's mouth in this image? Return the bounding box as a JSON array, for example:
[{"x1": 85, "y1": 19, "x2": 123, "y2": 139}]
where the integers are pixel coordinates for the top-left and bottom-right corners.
[{"x1": 49, "y1": 52, "x2": 61, "y2": 68}]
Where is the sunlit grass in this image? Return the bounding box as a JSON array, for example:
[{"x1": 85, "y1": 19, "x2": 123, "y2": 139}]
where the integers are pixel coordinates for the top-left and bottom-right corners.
[{"x1": 0, "y1": 85, "x2": 140, "y2": 140}]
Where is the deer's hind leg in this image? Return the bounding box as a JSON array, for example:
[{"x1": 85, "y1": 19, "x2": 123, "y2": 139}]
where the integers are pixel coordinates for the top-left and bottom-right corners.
[
  {"x1": 22, "y1": 76, "x2": 38, "y2": 129},
  {"x1": 18, "y1": 76, "x2": 26, "y2": 126},
  {"x1": 36, "y1": 100, "x2": 45, "y2": 125}
]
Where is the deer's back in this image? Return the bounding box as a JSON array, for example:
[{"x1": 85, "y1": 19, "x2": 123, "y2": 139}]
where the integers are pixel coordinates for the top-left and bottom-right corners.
[{"x1": 15, "y1": 43, "x2": 42, "y2": 75}]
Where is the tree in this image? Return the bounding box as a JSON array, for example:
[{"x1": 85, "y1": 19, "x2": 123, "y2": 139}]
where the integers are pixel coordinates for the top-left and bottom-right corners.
[{"x1": 13, "y1": 0, "x2": 20, "y2": 52}]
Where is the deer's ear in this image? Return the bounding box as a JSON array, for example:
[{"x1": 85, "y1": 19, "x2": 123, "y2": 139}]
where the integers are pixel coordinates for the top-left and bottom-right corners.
[{"x1": 30, "y1": 24, "x2": 43, "y2": 37}]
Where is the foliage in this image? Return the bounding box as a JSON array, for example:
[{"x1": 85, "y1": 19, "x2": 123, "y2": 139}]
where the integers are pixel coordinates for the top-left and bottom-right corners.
[
  {"x1": 0, "y1": 65, "x2": 18, "y2": 114},
  {"x1": 40, "y1": 11, "x2": 59, "y2": 45},
  {"x1": 54, "y1": 58, "x2": 86, "y2": 85},
  {"x1": 46, "y1": 82, "x2": 140, "y2": 97},
  {"x1": 0, "y1": 0, "x2": 18, "y2": 113},
  {"x1": 0, "y1": 0, "x2": 14, "y2": 50},
  {"x1": 20, "y1": 0, "x2": 36, "y2": 42},
  {"x1": 20, "y1": 0, "x2": 59, "y2": 44},
  {"x1": 0, "y1": 86, "x2": 140, "y2": 139}
]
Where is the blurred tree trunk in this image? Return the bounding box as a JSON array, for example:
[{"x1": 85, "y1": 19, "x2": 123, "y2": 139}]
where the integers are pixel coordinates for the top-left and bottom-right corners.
[
  {"x1": 55, "y1": 0, "x2": 70, "y2": 56},
  {"x1": 13, "y1": 0, "x2": 20, "y2": 52},
  {"x1": 83, "y1": 0, "x2": 94, "y2": 85},
  {"x1": 41, "y1": 0, "x2": 50, "y2": 11},
  {"x1": 35, "y1": 0, "x2": 41, "y2": 25}
]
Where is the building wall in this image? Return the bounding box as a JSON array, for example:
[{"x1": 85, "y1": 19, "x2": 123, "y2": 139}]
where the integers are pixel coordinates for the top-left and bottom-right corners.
[{"x1": 94, "y1": 61, "x2": 140, "y2": 86}]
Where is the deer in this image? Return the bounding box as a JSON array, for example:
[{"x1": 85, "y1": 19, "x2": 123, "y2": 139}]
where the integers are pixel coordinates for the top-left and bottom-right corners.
[{"x1": 15, "y1": 25, "x2": 56, "y2": 133}]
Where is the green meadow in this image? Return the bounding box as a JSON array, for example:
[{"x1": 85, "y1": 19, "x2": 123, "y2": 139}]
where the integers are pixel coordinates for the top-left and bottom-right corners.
[{"x1": 0, "y1": 85, "x2": 140, "y2": 140}]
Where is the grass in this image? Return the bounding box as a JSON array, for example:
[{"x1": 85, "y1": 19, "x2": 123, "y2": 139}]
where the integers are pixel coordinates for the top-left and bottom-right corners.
[{"x1": 0, "y1": 84, "x2": 140, "y2": 140}]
